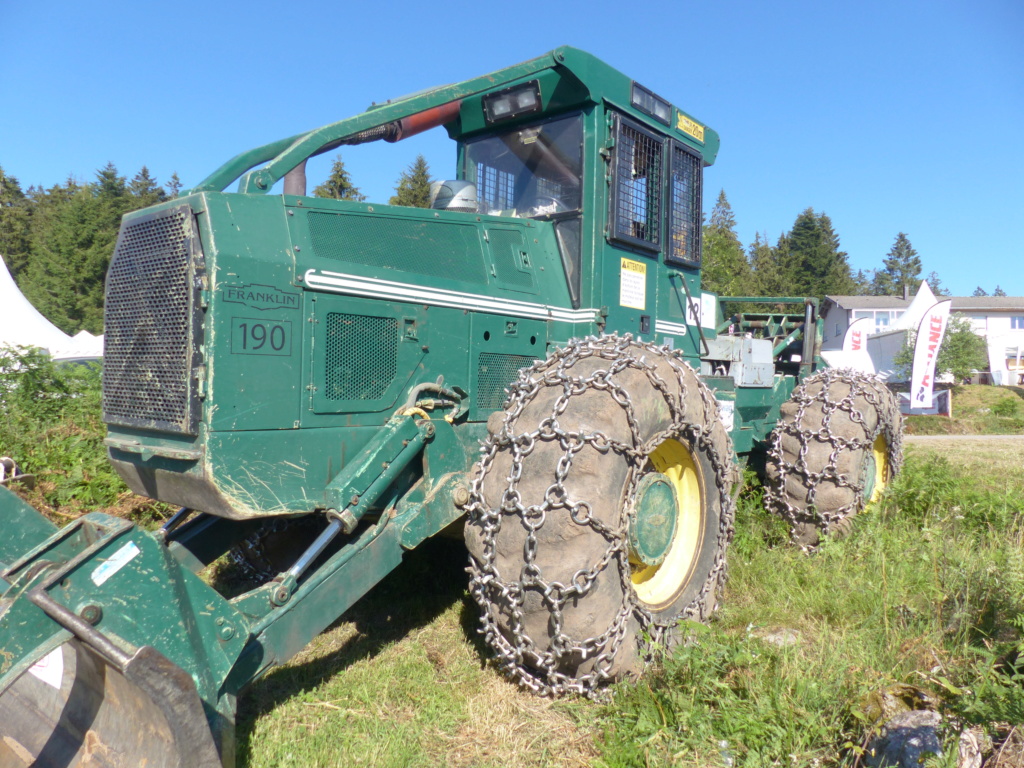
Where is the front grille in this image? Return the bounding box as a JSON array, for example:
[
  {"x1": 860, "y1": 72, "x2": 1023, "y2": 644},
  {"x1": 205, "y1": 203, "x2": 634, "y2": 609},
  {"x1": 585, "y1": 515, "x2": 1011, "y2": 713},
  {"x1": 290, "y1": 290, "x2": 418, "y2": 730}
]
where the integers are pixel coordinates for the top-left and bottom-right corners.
[
  {"x1": 476, "y1": 353, "x2": 536, "y2": 411},
  {"x1": 103, "y1": 204, "x2": 201, "y2": 434},
  {"x1": 324, "y1": 313, "x2": 397, "y2": 401}
]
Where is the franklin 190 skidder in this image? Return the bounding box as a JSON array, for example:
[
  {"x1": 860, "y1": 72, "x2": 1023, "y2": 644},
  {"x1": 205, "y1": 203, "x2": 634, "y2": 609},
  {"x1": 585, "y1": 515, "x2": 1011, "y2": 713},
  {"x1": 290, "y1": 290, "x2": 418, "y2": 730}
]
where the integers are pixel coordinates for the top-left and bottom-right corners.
[{"x1": 0, "y1": 47, "x2": 901, "y2": 767}]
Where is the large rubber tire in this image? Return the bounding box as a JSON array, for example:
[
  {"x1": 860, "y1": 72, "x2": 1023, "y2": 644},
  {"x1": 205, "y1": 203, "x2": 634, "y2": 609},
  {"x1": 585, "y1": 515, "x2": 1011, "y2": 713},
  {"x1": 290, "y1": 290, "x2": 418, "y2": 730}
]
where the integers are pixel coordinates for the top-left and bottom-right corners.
[
  {"x1": 464, "y1": 335, "x2": 736, "y2": 696},
  {"x1": 765, "y1": 368, "x2": 903, "y2": 547}
]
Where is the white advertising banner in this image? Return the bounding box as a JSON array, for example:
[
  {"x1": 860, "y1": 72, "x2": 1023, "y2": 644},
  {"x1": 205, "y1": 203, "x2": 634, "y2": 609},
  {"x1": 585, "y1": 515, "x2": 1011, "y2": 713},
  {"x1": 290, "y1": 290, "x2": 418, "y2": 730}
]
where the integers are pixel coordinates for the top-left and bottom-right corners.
[
  {"x1": 842, "y1": 317, "x2": 871, "y2": 353},
  {"x1": 910, "y1": 300, "x2": 952, "y2": 409},
  {"x1": 824, "y1": 316, "x2": 877, "y2": 374}
]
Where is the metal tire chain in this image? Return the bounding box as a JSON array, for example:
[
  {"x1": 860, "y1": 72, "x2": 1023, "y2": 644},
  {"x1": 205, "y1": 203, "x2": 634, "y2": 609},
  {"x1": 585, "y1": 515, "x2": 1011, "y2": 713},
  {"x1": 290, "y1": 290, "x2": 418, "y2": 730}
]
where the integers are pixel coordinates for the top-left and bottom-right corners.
[
  {"x1": 764, "y1": 367, "x2": 904, "y2": 541},
  {"x1": 464, "y1": 334, "x2": 736, "y2": 698}
]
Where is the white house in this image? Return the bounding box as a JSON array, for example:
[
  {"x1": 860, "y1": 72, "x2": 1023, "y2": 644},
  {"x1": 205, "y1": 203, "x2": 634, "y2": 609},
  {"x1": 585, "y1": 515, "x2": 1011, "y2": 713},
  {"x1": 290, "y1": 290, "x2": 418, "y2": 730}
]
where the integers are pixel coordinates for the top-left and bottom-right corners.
[{"x1": 820, "y1": 289, "x2": 1024, "y2": 384}]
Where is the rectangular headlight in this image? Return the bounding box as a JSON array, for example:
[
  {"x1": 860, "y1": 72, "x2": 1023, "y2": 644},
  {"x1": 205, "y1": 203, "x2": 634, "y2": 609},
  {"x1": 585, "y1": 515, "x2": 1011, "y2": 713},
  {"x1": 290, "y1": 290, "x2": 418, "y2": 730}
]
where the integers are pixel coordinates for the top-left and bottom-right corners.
[
  {"x1": 631, "y1": 82, "x2": 672, "y2": 125},
  {"x1": 484, "y1": 81, "x2": 542, "y2": 124}
]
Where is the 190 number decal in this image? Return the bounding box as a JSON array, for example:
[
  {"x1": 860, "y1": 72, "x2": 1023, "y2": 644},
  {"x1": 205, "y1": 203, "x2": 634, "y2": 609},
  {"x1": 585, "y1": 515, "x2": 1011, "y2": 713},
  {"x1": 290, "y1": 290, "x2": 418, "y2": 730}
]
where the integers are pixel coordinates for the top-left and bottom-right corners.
[{"x1": 230, "y1": 318, "x2": 292, "y2": 356}]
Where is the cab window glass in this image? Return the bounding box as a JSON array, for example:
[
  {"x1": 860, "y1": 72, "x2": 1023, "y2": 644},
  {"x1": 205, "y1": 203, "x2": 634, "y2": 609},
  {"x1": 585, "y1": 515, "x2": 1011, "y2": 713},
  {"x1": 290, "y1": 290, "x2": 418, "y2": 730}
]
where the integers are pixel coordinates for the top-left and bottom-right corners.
[{"x1": 465, "y1": 114, "x2": 583, "y2": 218}]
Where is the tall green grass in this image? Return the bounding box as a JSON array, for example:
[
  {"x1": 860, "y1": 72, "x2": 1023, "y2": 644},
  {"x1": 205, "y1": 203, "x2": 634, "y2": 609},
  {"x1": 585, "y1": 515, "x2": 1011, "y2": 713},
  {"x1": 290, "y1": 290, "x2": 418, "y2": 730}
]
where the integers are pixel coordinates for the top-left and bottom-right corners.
[
  {"x1": 598, "y1": 455, "x2": 1024, "y2": 767},
  {"x1": 0, "y1": 347, "x2": 164, "y2": 520}
]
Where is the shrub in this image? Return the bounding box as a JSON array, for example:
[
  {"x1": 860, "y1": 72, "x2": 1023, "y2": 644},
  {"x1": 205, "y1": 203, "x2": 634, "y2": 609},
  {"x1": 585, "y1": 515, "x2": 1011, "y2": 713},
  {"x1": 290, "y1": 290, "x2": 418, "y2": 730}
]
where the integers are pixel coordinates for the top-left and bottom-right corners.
[{"x1": 0, "y1": 346, "x2": 160, "y2": 519}]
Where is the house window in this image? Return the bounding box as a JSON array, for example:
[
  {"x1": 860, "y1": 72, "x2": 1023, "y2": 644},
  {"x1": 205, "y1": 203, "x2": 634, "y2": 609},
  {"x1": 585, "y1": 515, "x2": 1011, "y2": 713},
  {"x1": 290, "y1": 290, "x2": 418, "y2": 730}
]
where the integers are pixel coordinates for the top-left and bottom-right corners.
[
  {"x1": 853, "y1": 311, "x2": 873, "y2": 320},
  {"x1": 835, "y1": 322, "x2": 841, "y2": 337},
  {"x1": 1012, "y1": 316, "x2": 1024, "y2": 330}
]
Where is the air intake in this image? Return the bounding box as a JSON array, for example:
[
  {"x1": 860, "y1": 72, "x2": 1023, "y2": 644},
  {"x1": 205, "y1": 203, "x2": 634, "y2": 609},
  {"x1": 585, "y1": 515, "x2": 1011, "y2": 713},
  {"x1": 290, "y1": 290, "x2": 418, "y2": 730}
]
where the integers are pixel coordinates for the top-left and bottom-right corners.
[
  {"x1": 324, "y1": 313, "x2": 398, "y2": 401},
  {"x1": 476, "y1": 353, "x2": 536, "y2": 411}
]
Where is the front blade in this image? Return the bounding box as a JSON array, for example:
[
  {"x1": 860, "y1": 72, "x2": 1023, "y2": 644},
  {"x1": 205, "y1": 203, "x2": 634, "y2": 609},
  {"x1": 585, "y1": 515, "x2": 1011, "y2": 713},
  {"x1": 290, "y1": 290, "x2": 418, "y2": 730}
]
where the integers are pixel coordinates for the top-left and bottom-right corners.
[{"x1": 0, "y1": 640, "x2": 224, "y2": 768}]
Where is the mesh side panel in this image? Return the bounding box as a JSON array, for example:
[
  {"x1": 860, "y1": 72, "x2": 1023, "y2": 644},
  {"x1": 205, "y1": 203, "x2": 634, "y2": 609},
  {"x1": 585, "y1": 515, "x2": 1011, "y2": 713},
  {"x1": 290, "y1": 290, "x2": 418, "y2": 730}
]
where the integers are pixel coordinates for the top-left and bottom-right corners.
[
  {"x1": 103, "y1": 207, "x2": 197, "y2": 433},
  {"x1": 668, "y1": 145, "x2": 702, "y2": 266},
  {"x1": 613, "y1": 119, "x2": 663, "y2": 249},
  {"x1": 324, "y1": 314, "x2": 397, "y2": 401},
  {"x1": 476, "y1": 353, "x2": 536, "y2": 411},
  {"x1": 308, "y1": 213, "x2": 488, "y2": 285},
  {"x1": 487, "y1": 230, "x2": 533, "y2": 289}
]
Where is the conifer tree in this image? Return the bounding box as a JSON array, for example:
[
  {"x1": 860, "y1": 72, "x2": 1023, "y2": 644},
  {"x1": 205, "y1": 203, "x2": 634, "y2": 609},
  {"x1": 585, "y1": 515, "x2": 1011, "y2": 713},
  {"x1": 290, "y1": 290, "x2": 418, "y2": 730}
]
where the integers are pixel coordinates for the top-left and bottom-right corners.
[
  {"x1": 786, "y1": 208, "x2": 855, "y2": 298},
  {"x1": 925, "y1": 271, "x2": 950, "y2": 296},
  {"x1": 870, "y1": 232, "x2": 921, "y2": 296},
  {"x1": 389, "y1": 155, "x2": 432, "y2": 208},
  {"x1": 313, "y1": 155, "x2": 365, "y2": 201},
  {"x1": 701, "y1": 190, "x2": 751, "y2": 295},
  {"x1": 852, "y1": 269, "x2": 872, "y2": 295},
  {"x1": 748, "y1": 233, "x2": 778, "y2": 295},
  {"x1": 994, "y1": 285, "x2": 1007, "y2": 297},
  {"x1": 973, "y1": 286, "x2": 988, "y2": 297},
  {"x1": 165, "y1": 172, "x2": 183, "y2": 198},
  {"x1": 22, "y1": 165, "x2": 138, "y2": 334},
  {"x1": 0, "y1": 166, "x2": 31, "y2": 277},
  {"x1": 129, "y1": 166, "x2": 167, "y2": 206},
  {"x1": 95, "y1": 162, "x2": 127, "y2": 199}
]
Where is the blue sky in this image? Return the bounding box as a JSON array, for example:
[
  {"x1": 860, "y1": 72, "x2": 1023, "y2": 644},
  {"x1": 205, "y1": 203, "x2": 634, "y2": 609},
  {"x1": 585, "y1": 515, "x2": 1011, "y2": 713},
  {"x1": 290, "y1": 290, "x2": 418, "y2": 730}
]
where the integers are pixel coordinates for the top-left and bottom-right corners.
[{"x1": 2, "y1": 0, "x2": 1021, "y2": 295}]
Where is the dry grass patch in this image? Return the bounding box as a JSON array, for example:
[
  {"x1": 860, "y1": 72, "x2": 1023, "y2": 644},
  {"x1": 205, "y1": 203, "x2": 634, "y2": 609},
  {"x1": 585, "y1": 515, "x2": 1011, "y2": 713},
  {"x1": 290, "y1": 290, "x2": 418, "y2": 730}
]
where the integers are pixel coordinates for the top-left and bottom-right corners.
[
  {"x1": 443, "y1": 674, "x2": 598, "y2": 768},
  {"x1": 236, "y1": 537, "x2": 600, "y2": 767}
]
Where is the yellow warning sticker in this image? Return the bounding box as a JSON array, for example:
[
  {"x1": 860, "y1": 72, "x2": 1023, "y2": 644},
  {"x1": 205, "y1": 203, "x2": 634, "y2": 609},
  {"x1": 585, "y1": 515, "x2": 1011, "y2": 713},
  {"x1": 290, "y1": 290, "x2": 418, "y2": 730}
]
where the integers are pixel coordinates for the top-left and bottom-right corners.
[
  {"x1": 619, "y1": 258, "x2": 646, "y2": 310},
  {"x1": 677, "y1": 112, "x2": 705, "y2": 143}
]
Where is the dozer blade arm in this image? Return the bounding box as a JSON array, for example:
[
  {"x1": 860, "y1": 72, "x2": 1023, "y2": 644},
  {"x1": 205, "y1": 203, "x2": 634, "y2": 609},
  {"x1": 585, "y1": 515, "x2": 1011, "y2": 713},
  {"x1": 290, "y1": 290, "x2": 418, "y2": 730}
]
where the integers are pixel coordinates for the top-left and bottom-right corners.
[
  {"x1": 0, "y1": 506, "x2": 250, "y2": 767},
  {"x1": 0, "y1": 485, "x2": 58, "y2": 579}
]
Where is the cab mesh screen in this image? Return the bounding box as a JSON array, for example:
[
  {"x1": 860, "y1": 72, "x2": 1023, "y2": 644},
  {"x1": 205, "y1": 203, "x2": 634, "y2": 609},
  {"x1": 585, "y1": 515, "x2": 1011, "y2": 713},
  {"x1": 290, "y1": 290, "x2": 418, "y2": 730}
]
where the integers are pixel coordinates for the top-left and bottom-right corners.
[
  {"x1": 667, "y1": 144, "x2": 702, "y2": 266},
  {"x1": 612, "y1": 119, "x2": 663, "y2": 250}
]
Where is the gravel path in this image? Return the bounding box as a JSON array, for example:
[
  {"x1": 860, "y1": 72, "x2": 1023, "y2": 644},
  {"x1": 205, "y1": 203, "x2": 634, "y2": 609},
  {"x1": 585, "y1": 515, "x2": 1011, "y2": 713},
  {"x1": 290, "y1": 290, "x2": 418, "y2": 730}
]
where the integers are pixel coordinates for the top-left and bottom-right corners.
[{"x1": 905, "y1": 434, "x2": 1024, "y2": 442}]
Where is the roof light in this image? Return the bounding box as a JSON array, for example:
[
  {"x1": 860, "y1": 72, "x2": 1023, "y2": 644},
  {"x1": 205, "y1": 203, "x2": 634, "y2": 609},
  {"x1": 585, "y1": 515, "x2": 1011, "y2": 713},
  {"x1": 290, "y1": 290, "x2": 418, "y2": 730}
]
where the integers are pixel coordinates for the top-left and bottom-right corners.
[
  {"x1": 483, "y1": 81, "x2": 542, "y2": 124},
  {"x1": 631, "y1": 82, "x2": 671, "y2": 125}
]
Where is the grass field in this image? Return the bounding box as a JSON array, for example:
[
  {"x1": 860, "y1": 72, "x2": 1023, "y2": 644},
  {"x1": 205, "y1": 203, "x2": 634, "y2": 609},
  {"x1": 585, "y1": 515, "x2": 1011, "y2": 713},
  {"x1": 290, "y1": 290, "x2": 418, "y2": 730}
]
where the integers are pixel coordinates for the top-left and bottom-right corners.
[
  {"x1": 233, "y1": 437, "x2": 1024, "y2": 768},
  {"x1": 3, "y1": 353, "x2": 1022, "y2": 767},
  {"x1": 905, "y1": 384, "x2": 1024, "y2": 435}
]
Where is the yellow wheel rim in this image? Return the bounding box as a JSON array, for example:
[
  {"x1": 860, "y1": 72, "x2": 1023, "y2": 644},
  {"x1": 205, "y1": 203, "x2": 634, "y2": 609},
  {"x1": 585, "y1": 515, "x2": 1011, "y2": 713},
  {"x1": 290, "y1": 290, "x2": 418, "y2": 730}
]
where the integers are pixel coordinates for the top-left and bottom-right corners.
[
  {"x1": 630, "y1": 439, "x2": 705, "y2": 610},
  {"x1": 868, "y1": 433, "x2": 889, "y2": 505}
]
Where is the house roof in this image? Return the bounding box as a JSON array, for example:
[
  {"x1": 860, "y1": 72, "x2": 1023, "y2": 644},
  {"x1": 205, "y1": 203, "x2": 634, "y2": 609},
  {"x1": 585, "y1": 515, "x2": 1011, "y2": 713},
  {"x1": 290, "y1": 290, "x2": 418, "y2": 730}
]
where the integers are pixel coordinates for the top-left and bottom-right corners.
[
  {"x1": 947, "y1": 297, "x2": 1024, "y2": 311},
  {"x1": 823, "y1": 295, "x2": 1024, "y2": 313},
  {"x1": 822, "y1": 296, "x2": 913, "y2": 312}
]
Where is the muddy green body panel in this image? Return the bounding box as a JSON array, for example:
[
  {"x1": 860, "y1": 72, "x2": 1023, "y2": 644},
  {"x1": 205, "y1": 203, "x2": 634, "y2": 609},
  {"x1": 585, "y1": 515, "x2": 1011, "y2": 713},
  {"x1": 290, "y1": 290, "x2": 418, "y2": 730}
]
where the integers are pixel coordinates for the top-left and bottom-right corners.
[
  {"x1": 0, "y1": 47, "x2": 822, "y2": 767},
  {"x1": 103, "y1": 46, "x2": 732, "y2": 522}
]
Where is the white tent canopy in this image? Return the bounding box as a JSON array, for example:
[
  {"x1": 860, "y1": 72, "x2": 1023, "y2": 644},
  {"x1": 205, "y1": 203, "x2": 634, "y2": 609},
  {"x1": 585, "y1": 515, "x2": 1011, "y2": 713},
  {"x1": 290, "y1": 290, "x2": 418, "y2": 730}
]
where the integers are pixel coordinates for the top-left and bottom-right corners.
[
  {"x1": 0, "y1": 255, "x2": 103, "y2": 360},
  {"x1": 891, "y1": 280, "x2": 938, "y2": 331}
]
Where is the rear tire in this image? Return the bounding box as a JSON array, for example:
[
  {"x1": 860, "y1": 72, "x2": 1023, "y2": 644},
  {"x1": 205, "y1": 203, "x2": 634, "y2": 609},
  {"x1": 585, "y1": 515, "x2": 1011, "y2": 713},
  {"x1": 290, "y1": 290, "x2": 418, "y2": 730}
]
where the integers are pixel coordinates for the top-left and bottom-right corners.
[
  {"x1": 765, "y1": 368, "x2": 903, "y2": 547},
  {"x1": 464, "y1": 335, "x2": 736, "y2": 696}
]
